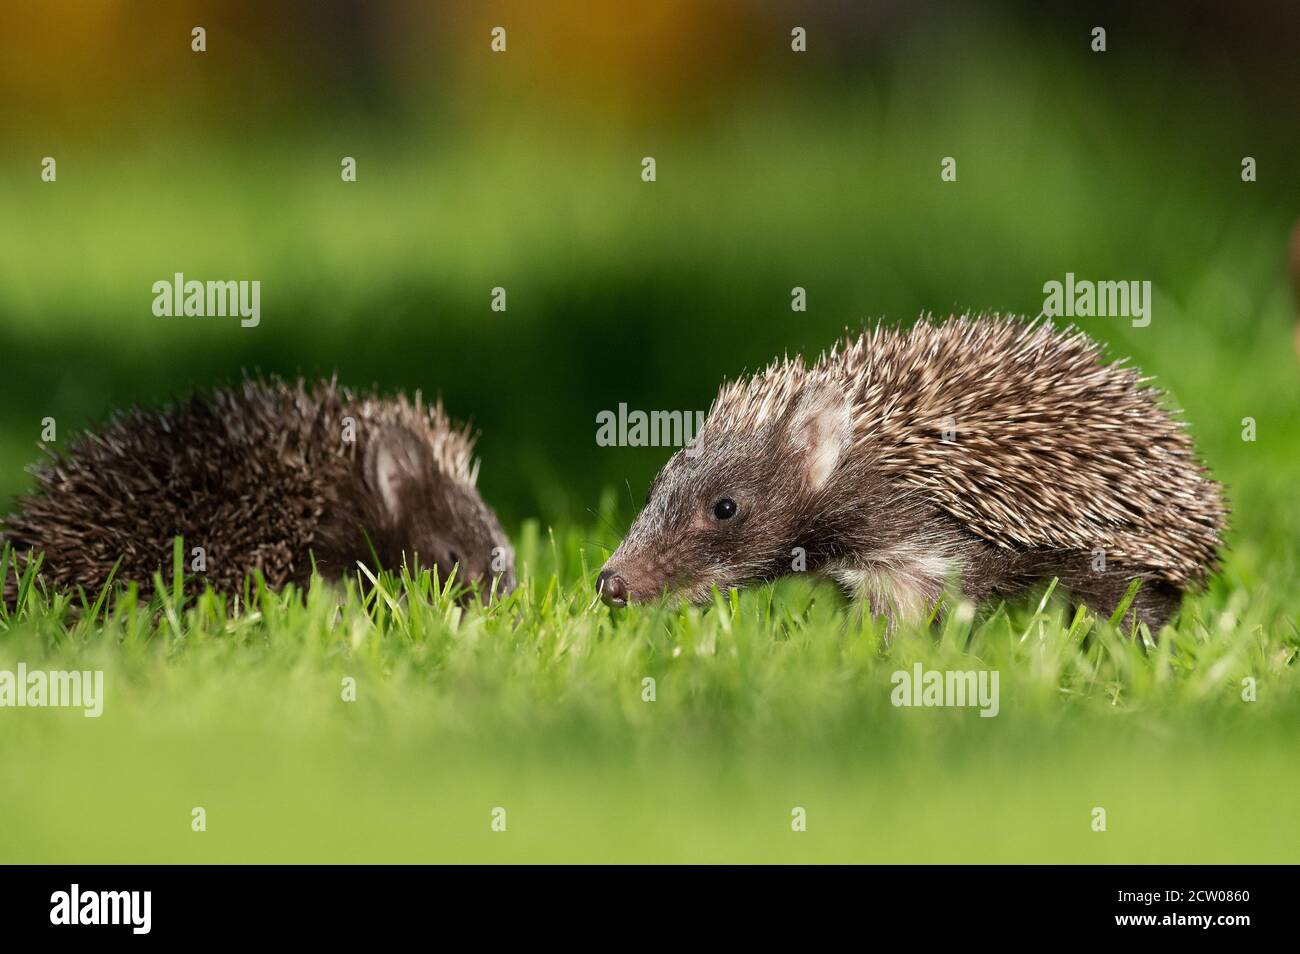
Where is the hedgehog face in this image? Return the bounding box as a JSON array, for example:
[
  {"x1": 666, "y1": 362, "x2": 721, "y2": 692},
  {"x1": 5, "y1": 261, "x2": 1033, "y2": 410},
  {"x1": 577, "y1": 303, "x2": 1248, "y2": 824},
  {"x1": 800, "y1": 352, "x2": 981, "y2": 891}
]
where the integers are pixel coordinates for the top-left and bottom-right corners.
[
  {"x1": 598, "y1": 387, "x2": 851, "y2": 607},
  {"x1": 361, "y1": 426, "x2": 515, "y2": 602}
]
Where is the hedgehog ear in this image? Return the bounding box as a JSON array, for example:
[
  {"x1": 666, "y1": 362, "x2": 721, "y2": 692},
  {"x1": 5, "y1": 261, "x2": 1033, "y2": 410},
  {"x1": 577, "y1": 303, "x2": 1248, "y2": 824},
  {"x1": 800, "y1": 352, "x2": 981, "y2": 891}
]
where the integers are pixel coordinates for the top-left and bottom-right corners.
[
  {"x1": 365, "y1": 427, "x2": 429, "y2": 520},
  {"x1": 787, "y1": 387, "x2": 852, "y2": 492}
]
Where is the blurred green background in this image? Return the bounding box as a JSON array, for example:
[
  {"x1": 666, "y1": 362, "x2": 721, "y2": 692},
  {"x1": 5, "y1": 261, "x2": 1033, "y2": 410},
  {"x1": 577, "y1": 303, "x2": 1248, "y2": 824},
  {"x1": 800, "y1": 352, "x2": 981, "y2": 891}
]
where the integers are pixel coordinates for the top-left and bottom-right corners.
[{"x1": 3, "y1": 0, "x2": 1297, "y2": 540}]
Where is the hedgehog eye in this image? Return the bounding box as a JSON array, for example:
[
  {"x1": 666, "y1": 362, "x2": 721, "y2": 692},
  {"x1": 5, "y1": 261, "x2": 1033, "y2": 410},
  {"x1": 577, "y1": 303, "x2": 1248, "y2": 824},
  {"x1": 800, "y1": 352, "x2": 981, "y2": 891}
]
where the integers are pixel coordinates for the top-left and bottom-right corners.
[
  {"x1": 448, "y1": 551, "x2": 462, "y2": 566},
  {"x1": 712, "y1": 498, "x2": 738, "y2": 520}
]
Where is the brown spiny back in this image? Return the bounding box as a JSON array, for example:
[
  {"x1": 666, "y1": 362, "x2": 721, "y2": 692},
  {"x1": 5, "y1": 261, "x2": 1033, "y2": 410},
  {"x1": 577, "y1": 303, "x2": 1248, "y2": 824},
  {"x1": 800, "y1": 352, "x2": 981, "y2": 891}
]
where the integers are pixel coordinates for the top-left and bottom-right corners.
[
  {"x1": 708, "y1": 315, "x2": 1226, "y2": 585},
  {"x1": 1, "y1": 377, "x2": 479, "y2": 601}
]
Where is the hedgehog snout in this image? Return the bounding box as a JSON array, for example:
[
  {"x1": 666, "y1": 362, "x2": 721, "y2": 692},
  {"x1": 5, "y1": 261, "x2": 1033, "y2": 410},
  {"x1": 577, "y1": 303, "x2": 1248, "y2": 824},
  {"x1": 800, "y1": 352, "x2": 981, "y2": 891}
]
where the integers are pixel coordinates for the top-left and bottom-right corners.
[{"x1": 597, "y1": 569, "x2": 629, "y2": 608}]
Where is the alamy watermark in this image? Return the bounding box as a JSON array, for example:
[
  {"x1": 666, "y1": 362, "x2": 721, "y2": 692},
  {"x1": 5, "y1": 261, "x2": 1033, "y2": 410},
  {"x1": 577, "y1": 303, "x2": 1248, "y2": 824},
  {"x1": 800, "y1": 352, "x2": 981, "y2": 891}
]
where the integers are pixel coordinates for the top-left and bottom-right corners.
[
  {"x1": 1042, "y1": 272, "x2": 1151, "y2": 327},
  {"x1": 890, "y1": 663, "x2": 999, "y2": 717},
  {"x1": 152, "y1": 272, "x2": 260, "y2": 328},
  {"x1": 50, "y1": 884, "x2": 150, "y2": 934},
  {"x1": 0, "y1": 663, "x2": 104, "y2": 717},
  {"x1": 596, "y1": 403, "x2": 705, "y2": 456}
]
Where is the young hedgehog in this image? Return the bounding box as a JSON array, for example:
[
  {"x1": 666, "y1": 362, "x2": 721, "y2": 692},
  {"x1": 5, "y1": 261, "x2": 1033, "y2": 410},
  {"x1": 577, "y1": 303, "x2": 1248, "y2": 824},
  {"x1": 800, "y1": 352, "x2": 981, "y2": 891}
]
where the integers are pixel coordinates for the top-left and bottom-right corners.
[
  {"x1": 598, "y1": 316, "x2": 1226, "y2": 633},
  {"x1": 1, "y1": 378, "x2": 514, "y2": 604}
]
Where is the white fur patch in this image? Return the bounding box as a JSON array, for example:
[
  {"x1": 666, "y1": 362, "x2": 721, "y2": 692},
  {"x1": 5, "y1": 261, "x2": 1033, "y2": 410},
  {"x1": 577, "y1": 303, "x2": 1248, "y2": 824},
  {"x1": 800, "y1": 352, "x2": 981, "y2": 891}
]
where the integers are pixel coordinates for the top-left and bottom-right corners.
[
  {"x1": 826, "y1": 546, "x2": 957, "y2": 625},
  {"x1": 829, "y1": 565, "x2": 931, "y2": 622}
]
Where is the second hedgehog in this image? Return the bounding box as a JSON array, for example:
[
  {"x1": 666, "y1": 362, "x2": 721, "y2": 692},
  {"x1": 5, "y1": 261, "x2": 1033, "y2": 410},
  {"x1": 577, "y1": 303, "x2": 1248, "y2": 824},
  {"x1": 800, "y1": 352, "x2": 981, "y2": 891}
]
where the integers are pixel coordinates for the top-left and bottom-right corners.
[
  {"x1": 598, "y1": 316, "x2": 1226, "y2": 632},
  {"x1": 2, "y1": 378, "x2": 515, "y2": 603}
]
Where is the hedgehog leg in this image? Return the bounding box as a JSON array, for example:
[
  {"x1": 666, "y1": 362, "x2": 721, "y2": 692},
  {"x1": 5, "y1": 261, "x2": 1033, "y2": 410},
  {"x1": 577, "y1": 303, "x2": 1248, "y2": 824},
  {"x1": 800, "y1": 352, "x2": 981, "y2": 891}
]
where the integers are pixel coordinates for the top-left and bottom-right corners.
[
  {"x1": 1059, "y1": 562, "x2": 1182, "y2": 635},
  {"x1": 1126, "y1": 582, "x2": 1182, "y2": 634}
]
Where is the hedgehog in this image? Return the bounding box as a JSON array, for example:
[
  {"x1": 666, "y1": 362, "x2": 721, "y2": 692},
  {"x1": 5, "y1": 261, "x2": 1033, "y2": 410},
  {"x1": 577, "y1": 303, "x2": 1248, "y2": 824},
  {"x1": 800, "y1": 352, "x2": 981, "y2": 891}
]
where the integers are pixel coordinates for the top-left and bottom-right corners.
[
  {"x1": 597, "y1": 315, "x2": 1227, "y2": 633},
  {"x1": 1, "y1": 378, "x2": 515, "y2": 605}
]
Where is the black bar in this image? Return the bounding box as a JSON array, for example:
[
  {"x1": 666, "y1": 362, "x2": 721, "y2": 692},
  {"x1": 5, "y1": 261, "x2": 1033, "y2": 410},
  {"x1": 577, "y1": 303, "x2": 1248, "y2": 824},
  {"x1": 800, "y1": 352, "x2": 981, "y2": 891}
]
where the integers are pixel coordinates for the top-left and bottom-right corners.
[{"x1": 0, "y1": 866, "x2": 1282, "y2": 940}]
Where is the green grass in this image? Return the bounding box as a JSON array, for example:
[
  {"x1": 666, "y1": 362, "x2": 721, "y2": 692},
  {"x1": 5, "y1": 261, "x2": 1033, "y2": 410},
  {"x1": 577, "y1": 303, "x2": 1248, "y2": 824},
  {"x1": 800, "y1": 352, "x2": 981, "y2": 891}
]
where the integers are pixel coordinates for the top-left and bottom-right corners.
[{"x1": 1, "y1": 512, "x2": 1296, "y2": 864}]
